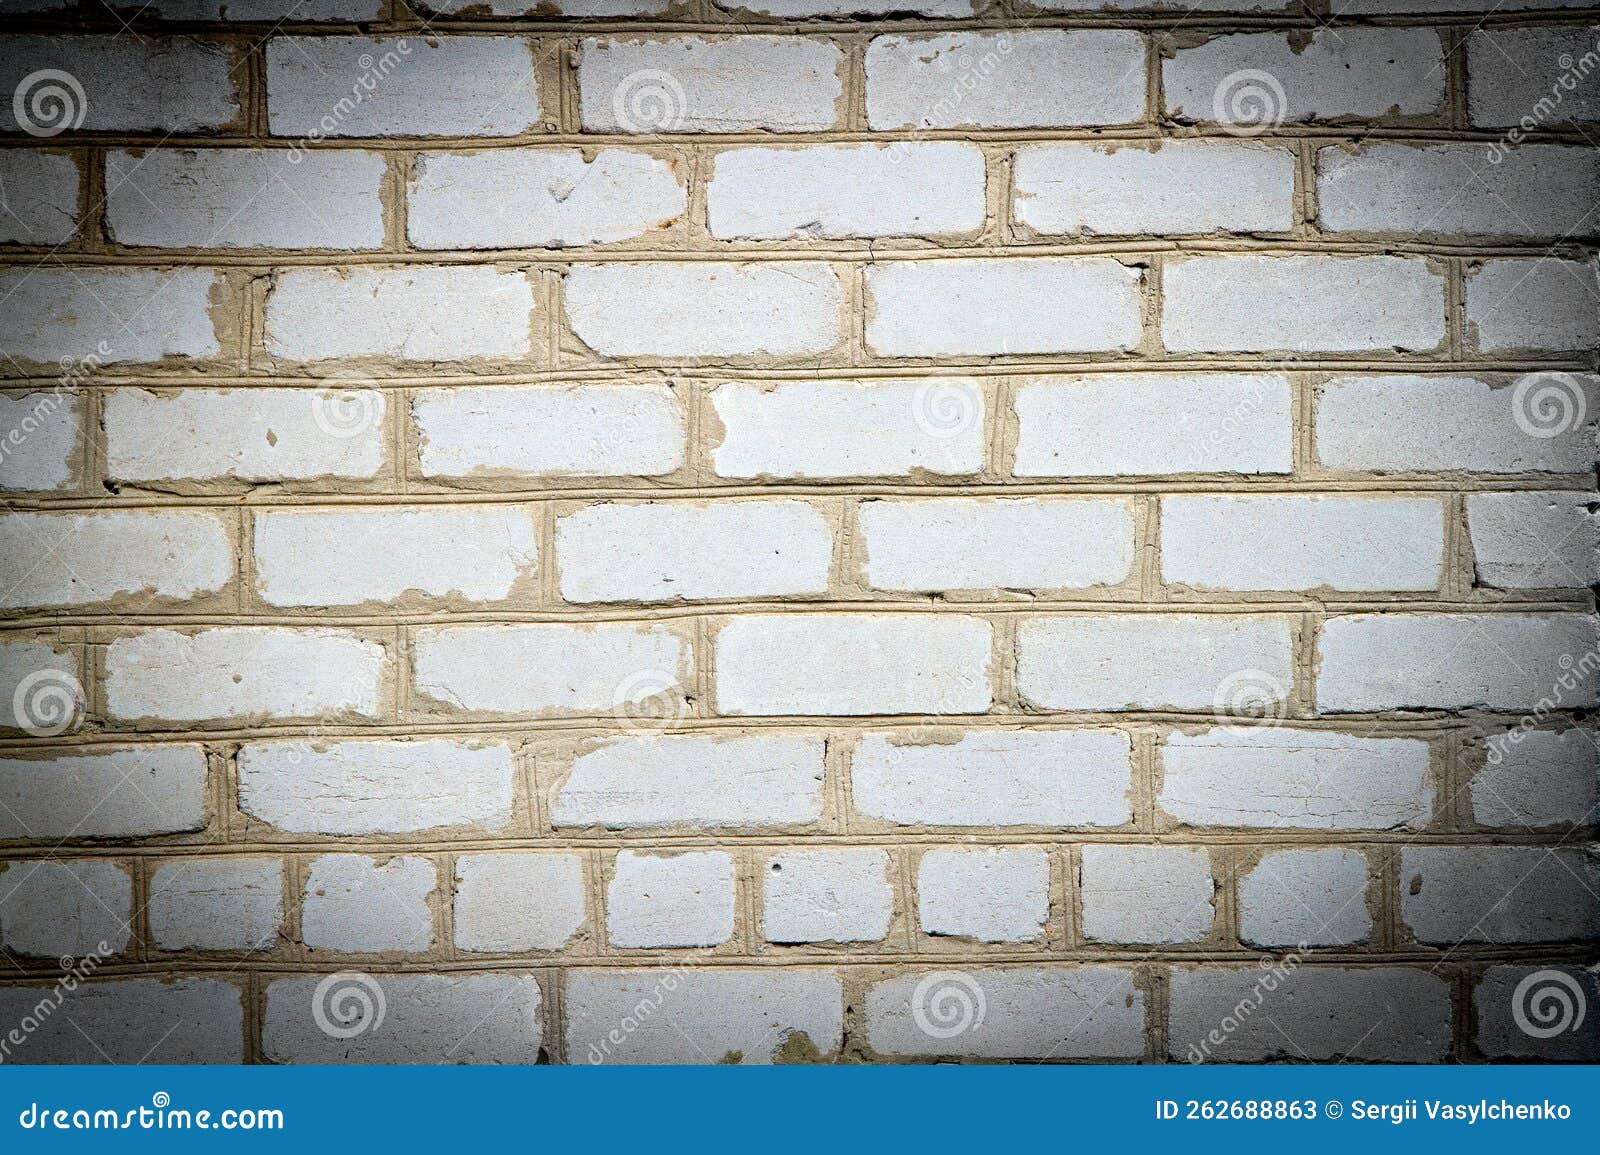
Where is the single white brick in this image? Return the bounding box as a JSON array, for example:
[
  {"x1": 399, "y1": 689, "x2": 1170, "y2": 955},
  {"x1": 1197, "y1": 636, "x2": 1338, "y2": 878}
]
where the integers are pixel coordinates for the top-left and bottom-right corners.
[
  {"x1": 1469, "y1": 492, "x2": 1600, "y2": 590},
  {"x1": 1465, "y1": 259, "x2": 1600, "y2": 352},
  {"x1": 106, "y1": 149, "x2": 385, "y2": 249},
  {"x1": 0, "y1": 978, "x2": 243, "y2": 1063},
  {"x1": 105, "y1": 627, "x2": 388, "y2": 724},
  {"x1": 1316, "y1": 374, "x2": 1600, "y2": 474},
  {"x1": 567, "y1": 969, "x2": 841, "y2": 1064},
  {"x1": 578, "y1": 36, "x2": 842, "y2": 133},
  {"x1": 148, "y1": 856, "x2": 283, "y2": 952},
  {"x1": 1015, "y1": 141, "x2": 1295, "y2": 236},
  {"x1": 1165, "y1": 29, "x2": 1444, "y2": 125},
  {"x1": 302, "y1": 854, "x2": 435, "y2": 954},
  {"x1": 0, "y1": 151, "x2": 78, "y2": 244},
  {"x1": 265, "y1": 267, "x2": 537, "y2": 363},
  {"x1": 0, "y1": 268, "x2": 219, "y2": 365},
  {"x1": 866, "y1": 31, "x2": 1145, "y2": 129},
  {"x1": 866, "y1": 258, "x2": 1143, "y2": 356},
  {"x1": 1318, "y1": 613, "x2": 1599, "y2": 712},
  {"x1": 860, "y1": 498, "x2": 1134, "y2": 592},
  {"x1": 266, "y1": 37, "x2": 539, "y2": 137},
  {"x1": 0, "y1": 860, "x2": 132, "y2": 958},
  {"x1": 917, "y1": 847, "x2": 1050, "y2": 943},
  {"x1": 553, "y1": 733, "x2": 825, "y2": 830},
  {"x1": 238, "y1": 739, "x2": 515, "y2": 835},
  {"x1": 106, "y1": 388, "x2": 387, "y2": 484},
  {"x1": 1468, "y1": 28, "x2": 1600, "y2": 126},
  {"x1": 0, "y1": 35, "x2": 239, "y2": 133},
  {"x1": 708, "y1": 143, "x2": 985, "y2": 240},
  {"x1": 1080, "y1": 844, "x2": 1215, "y2": 944},
  {"x1": 607, "y1": 850, "x2": 735, "y2": 949},
  {"x1": 763, "y1": 848, "x2": 893, "y2": 944},
  {"x1": 263, "y1": 973, "x2": 541, "y2": 1064},
  {"x1": 0, "y1": 390, "x2": 81, "y2": 492},
  {"x1": 1017, "y1": 614, "x2": 1294, "y2": 712},
  {"x1": 1161, "y1": 728, "x2": 1434, "y2": 830},
  {"x1": 1238, "y1": 848, "x2": 1371, "y2": 948},
  {"x1": 453, "y1": 853, "x2": 587, "y2": 953},
  {"x1": 409, "y1": 149, "x2": 686, "y2": 249},
  {"x1": 0, "y1": 638, "x2": 80, "y2": 733},
  {"x1": 1014, "y1": 374, "x2": 1293, "y2": 477},
  {"x1": 0, "y1": 747, "x2": 208, "y2": 840},
  {"x1": 566, "y1": 263, "x2": 842, "y2": 359},
  {"x1": 1401, "y1": 847, "x2": 1600, "y2": 943},
  {"x1": 0, "y1": 510, "x2": 234, "y2": 609},
  {"x1": 711, "y1": 379, "x2": 985, "y2": 479},
  {"x1": 865, "y1": 967, "x2": 1144, "y2": 1059},
  {"x1": 716, "y1": 614, "x2": 992, "y2": 716},
  {"x1": 413, "y1": 623, "x2": 688, "y2": 716},
  {"x1": 414, "y1": 384, "x2": 684, "y2": 480},
  {"x1": 1170, "y1": 967, "x2": 1450, "y2": 1062},
  {"x1": 1163, "y1": 255, "x2": 1445, "y2": 352},
  {"x1": 557, "y1": 500, "x2": 832, "y2": 603},
  {"x1": 852, "y1": 729, "x2": 1134, "y2": 827},
  {"x1": 1472, "y1": 729, "x2": 1598, "y2": 829},
  {"x1": 1475, "y1": 966, "x2": 1600, "y2": 1063}
]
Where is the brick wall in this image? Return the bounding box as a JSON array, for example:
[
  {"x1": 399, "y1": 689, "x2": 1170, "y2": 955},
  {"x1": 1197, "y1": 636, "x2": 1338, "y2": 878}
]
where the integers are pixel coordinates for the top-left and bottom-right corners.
[{"x1": 0, "y1": 0, "x2": 1597, "y2": 1064}]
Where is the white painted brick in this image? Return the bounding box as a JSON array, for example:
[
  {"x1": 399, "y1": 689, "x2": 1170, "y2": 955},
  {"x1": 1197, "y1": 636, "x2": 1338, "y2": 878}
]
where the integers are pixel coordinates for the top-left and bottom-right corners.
[
  {"x1": 414, "y1": 384, "x2": 683, "y2": 481},
  {"x1": 238, "y1": 739, "x2": 515, "y2": 835},
  {"x1": 453, "y1": 853, "x2": 587, "y2": 953},
  {"x1": 0, "y1": 390, "x2": 81, "y2": 493},
  {"x1": 606, "y1": 850, "x2": 735, "y2": 948},
  {"x1": 567, "y1": 968, "x2": 841, "y2": 1064},
  {"x1": 1318, "y1": 613, "x2": 1599, "y2": 712},
  {"x1": 865, "y1": 967, "x2": 1144, "y2": 1059},
  {"x1": 107, "y1": 149, "x2": 385, "y2": 250},
  {"x1": 0, "y1": 747, "x2": 209, "y2": 840},
  {"x1": 866, "y1": 31, "x2": 1145, "y2": 129},
  {"x1": 0, "y1": 859, "x2": 132, "y2": 958},
  {"x1": 1469, "y1": 492, "x2": 1600, "y2": 590},
  {"x1": 578, "y1": 36, "x2": 842, "y2": 133},
  {"x1": 412, "y1": 623, "x2": 689, "y2": 717},
  {"x1": 859, "y1": 498, "x2": 1134, "y2": 592},
  {"x1": 1401, "y1": 847, "x2": 1600, "y2": 943},
  {"x1": 0, "y1": 35, "x2": 240, "y2": 133},
  {"x1": 866, "y1": 258, "x2": 1142, "y2": 356},
  {"x1": 0, "y1": 638, "x2": 79, "y2": 733},
  {"x1": 1475, "y1": 965, "x2": 1600, "y2": 1063},
  {"x1": 1161, "y1": 495, "x2": 1445, "y2": 592},
  {"x1": 253, "y1": 506, "x2": 537, "y2": 607},
  {"x1": 148, "y1": 856, "x2": 282, "y2": 952},
  {"x1": 265, "y1": 267, "x2": 537, "y2": 363},
  {"x1": 917, "y1": 846, "x2": 1049, "y2": 943},
  {"x1": 0, "y1": 510, "x2": 234, "y2": 609},
  {"x1": 1014, "y1": 374, "x2": 1293, "y2": 477},
  {"x1": 106, "y1": 627, "x2": 388, "y2": 725},
  {"x1": 566, "y1": 263, "x2": 842, "y2": 359},
  {"x1": 1017, "y1": 614, "x2": 1294, "y2": 712},
  {"x1": 263, "y1": 973, "x2": 541, "y2": 1064},
  {"x1": 1080, "y1": 844, "x2": 1215, "y2": 944},
  {"x1": 1165, "y1": 30, "x2": 1444, "y2": 125},
  {"x1": 852, "y1": 729, "x2": 1134, "y2": 827},
  {"x1": 763, "y1": 848, "x2": 892, "y2": 944},
  {"x1": 0, "y1": 151, "x2": 77, "y2": 244},
  {"x1": 106, "y1": 388, "x2": 387, "y2": 484},
  {"x1": 1465, "y1": 259, "x2": 1600, "y2": 352},
  {"x1": 716, "y1": 614, "x2": 992, "y2": 716},
  {"x1": 146, "y1": 0, "x2": 382, "y2": 16},
  {"x1": 1170, "y1": 967, "x2": 1450, "y2": 1062},
  {"x1": 1238, "y1": 848, "x2": 1372, "y2": 948},
  {"x1": 1472, "y1": 729, "x2": 1598, "y2": 829},
  {"x1": 1319, "y1": 143, "x2": 1599, "y2": 238},
  {"x1": 409, "y1": 149, "x2": 686, "y2": 249},
  {"x1": 1468, "y1": 28, "x2": 1600, "y2": 126},
  {"x1": 1163, "y1": 255, "x2": 1445, "y2": 352},
  {"x1": 0, "y1": 978, "x2": 243, "y2": 1063},
  {"x1": 557, "y1": 500, "x2": 831, "y2": 603},
  {"x1": 1014, "y1": 141, "x2": 1295, "y2": 236},
  {"x1": 708, "y1": 143, "x2": 985, "y2": 240},
  {"x1": 711, "y1": 379, "x2": 985, "y2": 479},
  {"x1": 553, "y1": 733, "x2": 824, "y2": 830},
  {"x1": 1316, "y1": 374, "x2": 1600, "y2": 474},
  {"x1": 266, "y1": 37, "x2": 540, "y2": 137},
  {"x1": 302, "y1": 854, "x2": 435, "y2": 953},
  {"x1": 1161, "y1": 728, "x2": 1434, "y2": 830},
  {"x1": 0, "y1": 268, "x2": 219, "y2": 366}
]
